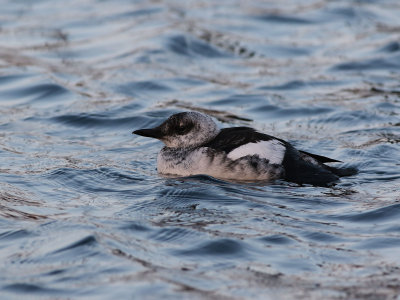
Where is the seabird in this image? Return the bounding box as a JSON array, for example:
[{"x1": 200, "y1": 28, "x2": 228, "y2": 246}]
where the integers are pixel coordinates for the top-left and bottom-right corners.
[{"x1": 133, "y1": 111, "x2": 355, "y2": 186}]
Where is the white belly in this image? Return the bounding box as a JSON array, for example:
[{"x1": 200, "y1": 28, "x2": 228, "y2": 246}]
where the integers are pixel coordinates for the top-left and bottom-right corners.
[{"x1": 157, "y1": 146, "x2": 284, "y2": 181}]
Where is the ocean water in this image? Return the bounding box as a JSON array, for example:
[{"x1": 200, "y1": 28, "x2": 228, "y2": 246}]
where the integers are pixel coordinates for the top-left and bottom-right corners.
[{"x1": 0, "y1": 0, "x2": 400, "y2": 299}]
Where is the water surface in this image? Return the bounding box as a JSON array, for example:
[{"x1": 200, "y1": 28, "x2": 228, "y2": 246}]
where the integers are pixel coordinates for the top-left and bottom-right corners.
[{"x1": 1, "y1": 0, "x2": 400, "y2": 299}]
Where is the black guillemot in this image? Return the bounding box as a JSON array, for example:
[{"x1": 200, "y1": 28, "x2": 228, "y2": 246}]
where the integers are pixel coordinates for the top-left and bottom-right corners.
[{"x1": 133, "y1": 111, "x2": 355, "y2": 186}]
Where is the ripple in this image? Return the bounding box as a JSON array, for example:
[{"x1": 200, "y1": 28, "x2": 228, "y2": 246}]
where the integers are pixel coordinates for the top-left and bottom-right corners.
[
  {"x1": 302, "y1": 231, "x2": 344, "y2": 243},
  {"x1": 159, "y1": 181, "x2": 243, "y2": 205},
  {"x1": 52, "y1": 235, "x2": 97, "y2": 254},
  {"x1": 38, "y1": 233, "x2": 103, "y2": 265},
  {"x1": 51, "y1": 114, "x2": 147, "y2": 129},
  {"x1": 116, "y1": 80, "x2": 173, "y2": 97},
  {"x1": 0, "y1": 73, "x2": 34, "y2": 85},
  {"x1": 207, "y1": 94, "x2": 266, "y2": 107},
  {"x1": 378, "y1": 41, "x2": 400, "y2": 53},
  {"x1": 166, "y1": 35, "x2": 226, "y2": 58},
  {"x1": 255, "y1": 14, "x2": 315, "y2": 25},
  {"x1": 0, "y1": 82, "x2": 71, "y2": 106},
  {"x1": 261, "y1": 45, "x2": 311, "y2": 57},
  {"x1": 103, "y1": 7, "x2": 163, "y2": 22},
  {"x1": 120, "y1": 221, "x2": 151, "y2": 233},
  {"x1": 0, "y1": 229, "x2": 32, "y2": 241},
  {"x1": 314, "y1": 110, "x2": 385, "y2": 128},
  {"x1": 332, "y1": 203, "x2": 400, "y2": 223},
  {"x1": 356, "y1": 237, "x2": 400, "y2": 250},
  {"x1": 332, "y1": 54, "x2": 400, "y2": 71},
  {"x1": 48, "y1": 167, "x2": 147, "y2": 195},
  {"x1": 149, "y1": 227, "x2": 197, "y2": 243},
  {"x1": 127, "y1": 181, "x2": 243, "y2": 214},
  {"x1": 248, "y1": 104, "x2": 333, "y2": 120},
  {"x1": 258, "y1": 234, "x2": 295, "y2": 245},
  {"x1": 173, "y1": 238, "x2": 248, "y2": 258},
  {"x1": 3, "y1": 283, "x2": 65, "y2": 295},
  {"x1": 259, "y1": 80, "x2": 343, "y2": 90}
]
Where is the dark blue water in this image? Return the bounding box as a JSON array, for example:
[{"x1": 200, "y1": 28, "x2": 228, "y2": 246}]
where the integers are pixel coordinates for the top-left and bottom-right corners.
[{"x1": 1, "y1": 0, "x2": 400, "y2": 298}]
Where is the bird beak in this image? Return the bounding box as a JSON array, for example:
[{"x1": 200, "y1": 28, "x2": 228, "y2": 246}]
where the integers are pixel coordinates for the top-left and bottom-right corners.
[{"x1": 133, "y1": 126, "x2": 164, "y2": 139}]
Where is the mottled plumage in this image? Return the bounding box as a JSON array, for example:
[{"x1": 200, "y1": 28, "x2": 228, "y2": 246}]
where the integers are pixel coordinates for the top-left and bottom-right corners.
[{"x1": 133, "y1": 111, "x2": 355, "y2": 186}]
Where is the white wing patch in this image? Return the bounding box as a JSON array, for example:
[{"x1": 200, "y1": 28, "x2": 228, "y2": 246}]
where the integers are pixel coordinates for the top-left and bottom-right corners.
[{"x1": 227, "y1": 140, "x2": 286, "y2": 164}]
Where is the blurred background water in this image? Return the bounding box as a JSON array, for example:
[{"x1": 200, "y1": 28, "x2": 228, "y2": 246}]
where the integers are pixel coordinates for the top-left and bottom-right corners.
[{"x1": 0, "y1": 0, "x2": 400, "y2": 299}]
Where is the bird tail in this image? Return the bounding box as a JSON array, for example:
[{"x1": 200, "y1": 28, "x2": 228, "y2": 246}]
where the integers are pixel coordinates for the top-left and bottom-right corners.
[{"x1": 326, "y1": 165, "x2": 358, "y2": 177}]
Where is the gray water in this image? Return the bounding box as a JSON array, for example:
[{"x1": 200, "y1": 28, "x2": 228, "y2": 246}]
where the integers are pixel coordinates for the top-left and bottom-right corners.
[{"x1": 1, "y1": 0, "x2": 400, "y2": 299}]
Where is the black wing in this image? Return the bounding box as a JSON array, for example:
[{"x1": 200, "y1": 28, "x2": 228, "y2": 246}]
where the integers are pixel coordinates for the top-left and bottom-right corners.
[
  {"x1": 204, "y1": 127, "x2": 284, "y2": 154},
  {"x1": 282, "y1": 145, "x2": 339, "y2": 186},
  {"x1": 204, "y1": 126, "x2": 352, "y2": 186}
]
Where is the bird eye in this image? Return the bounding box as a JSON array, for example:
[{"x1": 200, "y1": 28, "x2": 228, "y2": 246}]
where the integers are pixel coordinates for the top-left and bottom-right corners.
[
  {"x1": 177, "y1": 124, "x2": 186, "y2": 133},
  {"x1": 175, "y1": 121, "x2": 194, "y2": 135}
]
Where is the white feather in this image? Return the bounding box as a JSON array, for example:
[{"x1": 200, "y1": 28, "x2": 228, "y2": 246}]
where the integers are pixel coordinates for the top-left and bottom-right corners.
[{"x1": 227, "y1": 140, "x2": 286, "y2": 164}]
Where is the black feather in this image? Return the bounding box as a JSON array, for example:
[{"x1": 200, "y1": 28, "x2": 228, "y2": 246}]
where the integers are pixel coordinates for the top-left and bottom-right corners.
[
  {"x1": 299, "y1": 150, "x2": 341, "y2": 163},
  {"x1": 204, "y1": 127, "x2": 279, "y2": 153},
  {"x1": 203, "y1": 126, "x2": 352, "y2": 186},
  {"x1": 282, "y1": 146, "x2": 339, "y2": 186}
]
